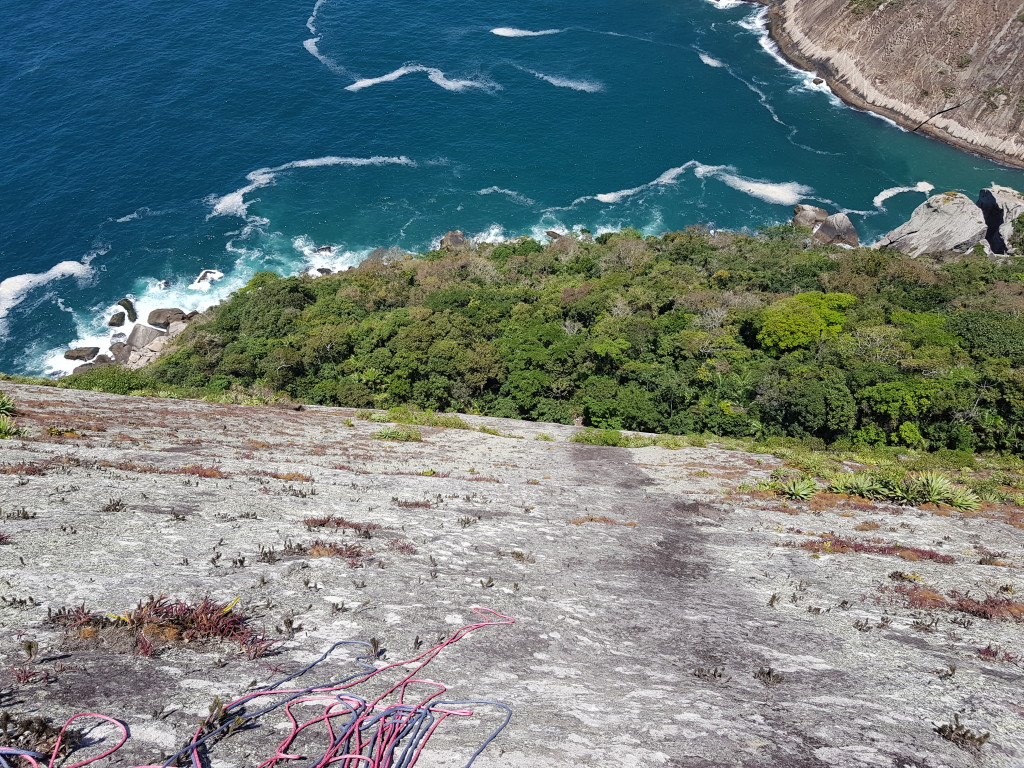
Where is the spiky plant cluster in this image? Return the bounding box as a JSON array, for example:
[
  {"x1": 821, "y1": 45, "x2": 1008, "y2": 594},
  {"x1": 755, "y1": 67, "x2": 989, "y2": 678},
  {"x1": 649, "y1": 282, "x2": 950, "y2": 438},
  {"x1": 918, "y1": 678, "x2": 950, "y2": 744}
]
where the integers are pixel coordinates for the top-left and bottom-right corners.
[
  {"x1": 0, "y1": 415, "x2": 23, "y2": 440},
  {"x1": 0, "y1": 392, "x2": 14, "y2": 417},
  {"x1": 777, "y1": 476, "x2": 818, "y2": 500},
  {"x1": 827, "y1": 471, "x2": 980, "y2": 511}
]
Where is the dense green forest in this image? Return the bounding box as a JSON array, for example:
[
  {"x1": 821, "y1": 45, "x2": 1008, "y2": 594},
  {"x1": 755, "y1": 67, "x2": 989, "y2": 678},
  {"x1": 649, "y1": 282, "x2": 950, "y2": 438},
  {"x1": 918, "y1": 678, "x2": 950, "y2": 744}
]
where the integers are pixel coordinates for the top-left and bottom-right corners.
[{"x1": 66, "y1": 224, "x2": 1024, "y2": 453}]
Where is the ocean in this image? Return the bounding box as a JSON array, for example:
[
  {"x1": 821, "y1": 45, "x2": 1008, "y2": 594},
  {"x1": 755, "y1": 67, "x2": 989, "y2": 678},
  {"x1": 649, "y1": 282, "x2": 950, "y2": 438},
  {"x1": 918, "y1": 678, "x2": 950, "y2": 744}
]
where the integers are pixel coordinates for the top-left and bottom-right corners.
[{"x1": 2, "y1": 0, "x2": 1023, "y2": 377}]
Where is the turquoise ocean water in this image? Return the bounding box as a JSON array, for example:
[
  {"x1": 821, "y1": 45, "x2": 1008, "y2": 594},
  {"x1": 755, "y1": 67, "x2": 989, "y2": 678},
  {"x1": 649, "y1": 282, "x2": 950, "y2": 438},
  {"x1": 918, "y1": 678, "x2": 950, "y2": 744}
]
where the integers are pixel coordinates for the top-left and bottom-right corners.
[{"x1": 2, "y1": 0, "x2": 1023, "y2": 376}]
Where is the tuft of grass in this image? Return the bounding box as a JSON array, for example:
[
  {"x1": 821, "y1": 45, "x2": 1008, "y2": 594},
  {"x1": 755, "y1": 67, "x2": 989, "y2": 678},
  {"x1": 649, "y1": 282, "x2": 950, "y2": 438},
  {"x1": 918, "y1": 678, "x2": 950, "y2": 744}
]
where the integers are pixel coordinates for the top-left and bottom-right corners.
[
  {"x1": 373, "y1": 426, "x2": 422, "y2": 442},
  {"x1": 0, "y1": 392, "x2": 14, "y2": 417},
  {"x1": 534, "y1": 432, "x2": 554, "y2": 441},
  {"x1": 801, "y1": 535, "x2": 954, "y2": 563}
]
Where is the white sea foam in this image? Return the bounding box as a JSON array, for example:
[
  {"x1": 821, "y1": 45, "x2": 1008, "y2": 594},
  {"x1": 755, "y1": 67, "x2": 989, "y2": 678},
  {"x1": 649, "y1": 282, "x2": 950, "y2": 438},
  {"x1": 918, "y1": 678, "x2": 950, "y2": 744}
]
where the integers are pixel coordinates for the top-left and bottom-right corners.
[
  {"x1": 519, "y1": 68, "x2": 603, "y2": 92},
  {"x1": 490, "y1": 27, "x2": 562, "y2": 37},
  {"x1": 472, "y1": 224, "x2": 508, "y2": 244},
  {"x1": 111, "y1": 207, "x2": 162, "y2": 224},
  {"x1": 207, "y1": 156, "x2": 415, "y2": 218},
  {"x1": 714, "y1": 172, "x2": 813, "y2": 206},
  {"x1": 292, "y1": 236, "x2": 371, "y2": 274},
  {"x1": 872, "y1": 181, "x2": 934, "y2": 209},
  {"x1": 590, "y1": 163, "x2": 699, "y2": 205},
  {"x1": 187, "y1": 269, "x2": 225, "y2": 292},
  {"x1": 478, "y1": 187, "x2": 537, "y2": 206},
  {"x1": 703, "y1": 0, "x2": 746, "y2": 8},
  {"x1": 578, "y1": 161, "x2": 812, "y2": 208},
  {"x1": 0, "y1": 259, "x2": 97, "y2": 341},
  {"x1": 698, "y1": 53, "x2": 725, "y2": 68},
  {"x1": 346, "y1": 66, "x2": 496, "y2": 93}
]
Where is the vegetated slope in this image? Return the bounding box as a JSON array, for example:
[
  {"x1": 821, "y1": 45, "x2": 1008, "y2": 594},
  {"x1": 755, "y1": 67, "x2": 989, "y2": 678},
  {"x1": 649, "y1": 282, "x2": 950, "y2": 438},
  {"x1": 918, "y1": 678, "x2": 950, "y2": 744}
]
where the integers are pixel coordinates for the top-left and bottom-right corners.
[
  {"x1": 69, "y1": 226, "x2": 1024, "y2": 454},
  {"x1": 0, "y1": 383, "x2": 1023, "y2": 766},
  {"x1": 763, "y1": 0, "x2": 1024, "y2": 167}
]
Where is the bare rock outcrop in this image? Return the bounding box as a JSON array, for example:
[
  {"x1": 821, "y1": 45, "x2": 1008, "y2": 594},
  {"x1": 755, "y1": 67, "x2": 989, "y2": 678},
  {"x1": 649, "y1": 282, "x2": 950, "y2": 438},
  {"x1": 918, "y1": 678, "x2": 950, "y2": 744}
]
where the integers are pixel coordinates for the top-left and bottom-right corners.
[
  {"x1": 977, "y1": 184, "x2": 1024, "y2": 255},
  {"x1": 877, "y1": 191, "x2": 988, "y2": 257},
  {"x1": 761, "y1": 0, "x2": 1024, "y2": 168},
  {"x1": 439, "y1": 230, "x2": 468, "y2": 250},
  {"x1": 791, "y1": 205, "x2": 860, "y2": 246},
  {"x1": 793, "y1": 204, "x2": 828, "y2": 229},
  {"x1": 814, "y1": 212, "x2": 859, "y2": 247}
]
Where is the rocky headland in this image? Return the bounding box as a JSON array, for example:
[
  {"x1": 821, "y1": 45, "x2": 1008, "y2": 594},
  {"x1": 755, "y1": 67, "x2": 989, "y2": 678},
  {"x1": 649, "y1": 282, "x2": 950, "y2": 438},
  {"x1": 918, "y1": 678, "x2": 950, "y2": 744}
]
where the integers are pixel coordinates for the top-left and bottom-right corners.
[{"x1": 754, "y1": 0, "x2": 1024, "y2": 168}]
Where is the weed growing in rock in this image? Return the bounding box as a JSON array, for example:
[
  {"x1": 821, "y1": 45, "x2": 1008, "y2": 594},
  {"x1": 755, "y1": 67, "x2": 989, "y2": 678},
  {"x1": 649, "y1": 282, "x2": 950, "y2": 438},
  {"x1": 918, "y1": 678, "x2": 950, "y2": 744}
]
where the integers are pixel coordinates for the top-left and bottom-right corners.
[
  {"x1": 52, "y1": 596, "x2": 275, "y2": 659},
  {"x1": 934, "y1": 714, "x2": 989, "y2": 752},
  {"x1": 569, "y1": 514, "x2": 637, "y2": 526},
  {"x1": 0, "y1": 532, "x2": 11, "y2": 545},
  {"x1": 0, "y1": 711, "x2": 82, "y2": 761},
  {"x1": 799, "y1": 534, "x2": 954, "y2": 563},
  {"x1": 176, "y1": 465, "x2": 229, "y2": 479},
  {"x1": 754, "y1": 666, "x2": 783, "y2": 686}
]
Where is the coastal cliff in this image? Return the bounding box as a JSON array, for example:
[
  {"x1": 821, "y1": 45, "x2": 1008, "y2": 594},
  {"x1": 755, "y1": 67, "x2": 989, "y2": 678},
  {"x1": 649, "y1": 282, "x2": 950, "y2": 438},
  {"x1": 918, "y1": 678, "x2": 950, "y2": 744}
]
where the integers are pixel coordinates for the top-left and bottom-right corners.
[{"x1": 757, "y1": 0, "x2": 1024, "y2": 168}]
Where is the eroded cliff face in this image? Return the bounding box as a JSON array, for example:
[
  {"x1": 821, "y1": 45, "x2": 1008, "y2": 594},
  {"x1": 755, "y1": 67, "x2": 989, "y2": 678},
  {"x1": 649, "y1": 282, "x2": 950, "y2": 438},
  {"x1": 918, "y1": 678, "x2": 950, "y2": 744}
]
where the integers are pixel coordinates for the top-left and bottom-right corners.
[{"x1": 763, "y1": 0, "x2": 1024, "y2": 167}]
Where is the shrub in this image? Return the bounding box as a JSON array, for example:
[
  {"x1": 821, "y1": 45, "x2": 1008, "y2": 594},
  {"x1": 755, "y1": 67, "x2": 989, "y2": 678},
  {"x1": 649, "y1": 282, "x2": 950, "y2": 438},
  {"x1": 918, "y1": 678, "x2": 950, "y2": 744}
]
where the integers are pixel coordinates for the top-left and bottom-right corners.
[
  {"x1": 0, "y1": 416, "x2": 23, "y2": 439},
  {"x1": 571, "y1": 428, "x2": 623, "y2": 446},
  {"x1": 59, "y1": 366, "x2": 156, "y2": 395},
  {"x1": 0, "y1": 391, "x2": 14, "y2": 416}
]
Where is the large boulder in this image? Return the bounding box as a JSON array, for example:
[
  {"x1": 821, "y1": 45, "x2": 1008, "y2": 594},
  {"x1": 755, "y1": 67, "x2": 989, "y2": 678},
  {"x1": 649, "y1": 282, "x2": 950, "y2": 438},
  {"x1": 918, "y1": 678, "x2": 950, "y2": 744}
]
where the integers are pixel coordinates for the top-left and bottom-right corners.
[
  {"x1": 813, "y1": 213, "x2": 860, "y2": 247},
  {"x1": 108, "y1": 311, "x2": 126, "y2": 327},
  {"x1": 977, "y1": 185, "x2": 1024, "y2": 255},
  {"x1": 147, "y1": 308, "x2": 187, "y2": 329},
  {"x1": 124, "y1": 324, "x2": 166, "y2": 354},
  {"x1": 64, "y1": 347, "x2": 100, "y2": 362},
  {"x1": 876, "y1": 192, "x2": 987, "y2": 257},
  {"x1": 117, "y1": 298, "x2": 138, "y2": 323},
  {"x1": 439, "y1": 230, "x2": 468, "y2": 250},
  {"x1": 71, "y1": 355, "x2": 113, "y2": 375},
  {"x1": 793, "y1": 204, "x2": 828, "y2": 230}
]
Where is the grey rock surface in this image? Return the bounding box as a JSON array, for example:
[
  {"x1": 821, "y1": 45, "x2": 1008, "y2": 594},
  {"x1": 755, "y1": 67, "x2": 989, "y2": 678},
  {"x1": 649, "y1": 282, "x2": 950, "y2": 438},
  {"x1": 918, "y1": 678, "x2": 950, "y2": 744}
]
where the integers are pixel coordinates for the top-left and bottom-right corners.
[
  {"x1": 813, "y1": 212, "x2": 859, "y2": 247},
  {"x1": 147, "y1": 308, "x2": 187, "y2": 329},
  {"x1": 977, "y1": 184, "x2": 1024, "y2": 255},
  {"x1": 0, "y1": 383, "x2": 1021, "y2": 767},
  {"x1": 108, "y1": 311, "x2": 126, "y2": 327},
  {"x1": 63, "y1": 347, "x2": 100, "y2": 362},
  {"x1": 793, "y1": 204, "x2": 828, "y2": 230},
  {"x1": 877, "y1": 192, "x2": 988, "y2": 257},
  {"x1": 439, "y1": 230, "x2": 468, "y2": 250},
  {"x1": 117, "y1": 298, "x2": 138, "y2": 323}
]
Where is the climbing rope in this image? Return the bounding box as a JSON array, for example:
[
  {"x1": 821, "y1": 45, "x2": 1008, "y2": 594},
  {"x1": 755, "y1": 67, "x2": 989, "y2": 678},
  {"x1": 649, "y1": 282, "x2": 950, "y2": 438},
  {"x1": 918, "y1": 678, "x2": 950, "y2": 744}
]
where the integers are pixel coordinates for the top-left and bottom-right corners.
[{"x1": 1, "y1": 607, "x2": 513, "y2": 768}]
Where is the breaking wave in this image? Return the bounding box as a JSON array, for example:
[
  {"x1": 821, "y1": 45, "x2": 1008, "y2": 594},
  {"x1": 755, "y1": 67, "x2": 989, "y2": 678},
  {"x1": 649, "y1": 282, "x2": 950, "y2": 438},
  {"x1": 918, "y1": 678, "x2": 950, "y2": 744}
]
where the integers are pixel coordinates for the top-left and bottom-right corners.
[
  {"x1": 345, "y1": 66, "x2": 498, "y2": 93},
  {"x1": 490, "y1": 27, "x2": 562, "y2": 37},
  {"x1": 872, "y1": 181, "x2": 934, "y2": 209}
]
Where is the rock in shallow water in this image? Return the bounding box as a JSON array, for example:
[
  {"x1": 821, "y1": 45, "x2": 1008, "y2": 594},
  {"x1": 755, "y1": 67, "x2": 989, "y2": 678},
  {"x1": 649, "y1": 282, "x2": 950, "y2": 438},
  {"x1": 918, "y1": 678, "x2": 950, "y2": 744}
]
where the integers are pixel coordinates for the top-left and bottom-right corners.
[
  {"x1": 64, "y1": 346, "x2": 100, "y2": 361},
  {"x1": 147, "y1": 308, "x2": 187, "y2": 329}
]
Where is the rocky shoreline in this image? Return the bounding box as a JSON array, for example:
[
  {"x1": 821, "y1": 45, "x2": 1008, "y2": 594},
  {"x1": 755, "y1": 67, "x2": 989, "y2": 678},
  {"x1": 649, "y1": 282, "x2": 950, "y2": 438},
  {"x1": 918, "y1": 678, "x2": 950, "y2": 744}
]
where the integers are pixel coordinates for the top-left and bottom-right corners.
[
  {"x1": 748, "y1": 0, "x2": 1024, "y2": 169},
  {"x1": 59, "y1": 182, "x2": 1024, "y2": 374}
]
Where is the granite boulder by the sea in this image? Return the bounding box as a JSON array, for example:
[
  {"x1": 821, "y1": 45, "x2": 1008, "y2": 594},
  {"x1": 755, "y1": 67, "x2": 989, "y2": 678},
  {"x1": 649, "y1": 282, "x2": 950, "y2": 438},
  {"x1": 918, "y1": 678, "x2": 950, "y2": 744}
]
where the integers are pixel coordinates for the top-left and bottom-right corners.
[{"x1": 2, "y1": 0, "x2": 1024, "y2": 376}]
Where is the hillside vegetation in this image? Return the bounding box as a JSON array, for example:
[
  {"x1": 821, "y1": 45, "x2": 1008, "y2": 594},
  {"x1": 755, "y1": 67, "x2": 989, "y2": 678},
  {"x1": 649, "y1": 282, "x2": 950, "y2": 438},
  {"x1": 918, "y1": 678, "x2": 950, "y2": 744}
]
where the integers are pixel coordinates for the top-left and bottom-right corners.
[{"x1": 63, "y1": 226, "x2": 1024, "y2": 454}]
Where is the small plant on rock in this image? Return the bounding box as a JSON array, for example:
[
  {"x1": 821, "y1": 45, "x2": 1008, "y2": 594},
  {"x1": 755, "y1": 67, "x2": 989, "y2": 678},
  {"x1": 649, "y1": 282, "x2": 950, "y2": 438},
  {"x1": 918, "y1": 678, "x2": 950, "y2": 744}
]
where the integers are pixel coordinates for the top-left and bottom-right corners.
[
  {"x1": 0, "y1": 415, "x2": 23, "y2": 439},
  {"x1": 373, "y1": 426, "x2": 422, "y2": 442},
  {"x1": 778, "y1": 476, "x2": 817, "y2": 501}
]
